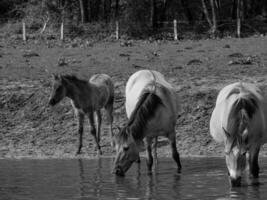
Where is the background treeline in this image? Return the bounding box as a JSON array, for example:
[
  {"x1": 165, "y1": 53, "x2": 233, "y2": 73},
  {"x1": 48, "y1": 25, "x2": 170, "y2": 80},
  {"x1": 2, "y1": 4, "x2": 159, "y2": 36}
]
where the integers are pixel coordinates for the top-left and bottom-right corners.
[{"x1": 0, "y1": 0, "x2": 267, "y2": 39}]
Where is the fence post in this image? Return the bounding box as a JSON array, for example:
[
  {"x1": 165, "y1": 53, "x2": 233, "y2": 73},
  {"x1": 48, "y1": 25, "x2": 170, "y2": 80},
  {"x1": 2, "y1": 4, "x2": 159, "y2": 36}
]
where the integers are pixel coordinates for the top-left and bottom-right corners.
[
  {"x1": 22, "y1": 21, "x2": 26, "y2": 41},
  {"x1": 60, "y1": 22, "x2": 64, "y2": 41},
  {"x1": 115, "y1": 21, "x2": 119, "y2": 40},
  {"x1": 173, "y1": 19, "x2": 178, "y2": 41}
]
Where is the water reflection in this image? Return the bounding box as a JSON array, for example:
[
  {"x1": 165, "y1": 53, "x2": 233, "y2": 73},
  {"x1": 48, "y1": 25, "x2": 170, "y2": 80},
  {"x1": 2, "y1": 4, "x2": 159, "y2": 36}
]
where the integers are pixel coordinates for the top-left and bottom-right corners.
[{"x1": 0, "y1": 158, "x2": 266, "y2": 200}]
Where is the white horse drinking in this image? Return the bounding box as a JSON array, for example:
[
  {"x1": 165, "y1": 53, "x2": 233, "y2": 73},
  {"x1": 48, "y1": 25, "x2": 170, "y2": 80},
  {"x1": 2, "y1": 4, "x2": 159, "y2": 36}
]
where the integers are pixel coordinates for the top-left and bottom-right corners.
[
  {"x1": 210, "y1": 82, "x2": 267, "y2": 186},
  {"x1": 113, "y1": 70, "x2": 182, "y2": 176}
]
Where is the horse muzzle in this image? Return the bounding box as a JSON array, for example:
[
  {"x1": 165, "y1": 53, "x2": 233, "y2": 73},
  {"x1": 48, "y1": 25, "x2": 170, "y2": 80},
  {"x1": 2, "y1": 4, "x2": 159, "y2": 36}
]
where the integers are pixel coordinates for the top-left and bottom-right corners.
[
  {"x1": 113, "y1": 166, "x2": 125, "y2": 176},
  {"x1": 230, "y1": 176, "x2": 242, "y2": 187}
]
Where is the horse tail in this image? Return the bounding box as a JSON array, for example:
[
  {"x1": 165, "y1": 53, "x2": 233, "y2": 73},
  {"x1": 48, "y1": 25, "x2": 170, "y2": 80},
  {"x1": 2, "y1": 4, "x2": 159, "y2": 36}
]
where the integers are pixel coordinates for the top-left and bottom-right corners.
[{"x1": 127, "y1": 92, "x2": 162, "y2": 140}]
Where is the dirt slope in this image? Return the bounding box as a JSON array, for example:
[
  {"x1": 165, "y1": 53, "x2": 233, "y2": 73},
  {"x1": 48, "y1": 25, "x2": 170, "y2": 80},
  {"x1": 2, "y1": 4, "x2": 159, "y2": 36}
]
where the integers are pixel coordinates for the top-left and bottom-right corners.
[{"x1": 1, "y1": 36, "x2": 267, "y2": 158}]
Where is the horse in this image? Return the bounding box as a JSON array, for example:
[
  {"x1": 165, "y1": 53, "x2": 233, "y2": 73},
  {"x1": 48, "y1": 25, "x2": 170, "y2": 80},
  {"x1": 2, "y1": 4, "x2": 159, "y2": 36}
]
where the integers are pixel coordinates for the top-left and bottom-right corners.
[
  {"x1": 210, "y1": 82, "x2": 267, "y2": 186},
  {"x1": 113, "y1": 70, "x2": 182, "y2": 176},
  {"x1": 48, "y1": 74, "x2": 114, "y2": 155}
]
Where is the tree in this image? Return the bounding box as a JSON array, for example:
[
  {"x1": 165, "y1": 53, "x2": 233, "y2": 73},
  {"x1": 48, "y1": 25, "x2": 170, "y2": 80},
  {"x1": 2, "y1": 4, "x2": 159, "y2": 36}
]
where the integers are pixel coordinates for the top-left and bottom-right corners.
[
  {"x1": 103, "y1": 0, "x2": 112, "y2": 22},
  {"x1": 210, "y1": 0, "x2": 217, "y2": 35},
  {"x1": 201, "y1": 0, "x2": 212, "y2": 27},
  {"x1": 115, "y1": 0, "x2": 120, "y2": 19},
  {"x1": 180, "y1": 0, "x2": 193, "y2": 23},
  {"x1": 236, "y1": 0, "x2": 241, "y2": 37},
  {"x1": 150, "y1": 0, "x2": 157, "y2": 29},
  {"x1": 79, "y1": 0, "x2": 89, "y2": 23}
]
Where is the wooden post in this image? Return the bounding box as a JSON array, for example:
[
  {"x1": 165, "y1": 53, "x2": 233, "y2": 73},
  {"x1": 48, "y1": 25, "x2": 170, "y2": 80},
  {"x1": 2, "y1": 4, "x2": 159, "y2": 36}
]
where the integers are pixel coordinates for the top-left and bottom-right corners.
[
  {"x1": 115, "y1": 21, "x2": 119, "y2": 40},
  {"x1": 237, "y1": 0, "x2": 241, "y2": 38},
  {"x1": 22, "y1": 21, "x2": 26, "y2": 41},
  {"x1": 173, "y1": 19, "x2": 178, "y2": 40},
  {"x1": 60, "y1": 22, "x2": 64, "y2": 41}
]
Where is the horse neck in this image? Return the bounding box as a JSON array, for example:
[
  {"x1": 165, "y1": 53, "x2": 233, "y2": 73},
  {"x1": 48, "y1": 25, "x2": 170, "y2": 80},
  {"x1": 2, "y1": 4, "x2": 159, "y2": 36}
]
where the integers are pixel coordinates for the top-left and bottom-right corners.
[
  {"x1": 226, "y1": 100, "x2": 252, "y2": 150},
  {"x1": 64, "y1": 79, "x2": 92, "y2": 102},
  {"x1": 128, "y1": 124, "x2": 145, "y2": 141},
  {"x1": 127, "y1": 93, "x2": 162, "y2": 141}
]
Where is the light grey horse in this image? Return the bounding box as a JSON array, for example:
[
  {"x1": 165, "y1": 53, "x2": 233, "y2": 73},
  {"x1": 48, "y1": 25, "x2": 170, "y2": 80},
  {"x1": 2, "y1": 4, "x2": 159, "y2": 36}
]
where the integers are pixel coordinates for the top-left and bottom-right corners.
[
  {"x1": 113, "y1": 70, "x2": 182, "y2": 176},
  {"x1": 210, "y1": 82, "x2": 267, "y2": 186}
]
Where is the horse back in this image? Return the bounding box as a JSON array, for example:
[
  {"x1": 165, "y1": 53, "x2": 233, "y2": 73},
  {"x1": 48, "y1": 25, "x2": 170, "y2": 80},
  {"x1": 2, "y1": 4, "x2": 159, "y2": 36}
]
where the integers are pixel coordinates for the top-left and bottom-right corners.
[
  {"x1": 126, "y1": 70, "x2": 180, "y2": 121},
  {"x1": 89, "y1": 74, "x2": 114, "y2": 107},
  {"x1": 210, "y1": 82, "x2": 267, "y2": 144}
]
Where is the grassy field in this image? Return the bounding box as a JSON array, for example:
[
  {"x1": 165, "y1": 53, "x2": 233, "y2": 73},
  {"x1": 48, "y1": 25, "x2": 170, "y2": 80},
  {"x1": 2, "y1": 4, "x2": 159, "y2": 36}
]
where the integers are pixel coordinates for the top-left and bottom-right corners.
[{"x1": 1, "y1": 35, "x2": 267, "y2": 158}]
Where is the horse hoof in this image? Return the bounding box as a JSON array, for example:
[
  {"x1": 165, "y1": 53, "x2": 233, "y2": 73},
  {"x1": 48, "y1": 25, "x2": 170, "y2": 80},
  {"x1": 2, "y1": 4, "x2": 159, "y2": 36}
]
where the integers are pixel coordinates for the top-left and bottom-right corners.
[{"x1": 177, "y1": 168, "x2": 181, "y2": 174}]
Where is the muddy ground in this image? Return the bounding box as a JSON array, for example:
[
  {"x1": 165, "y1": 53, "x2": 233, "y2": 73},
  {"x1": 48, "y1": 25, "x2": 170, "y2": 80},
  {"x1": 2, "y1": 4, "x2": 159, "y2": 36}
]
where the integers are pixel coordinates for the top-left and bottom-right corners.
[{"x1": 1, "y1": 36, "x2": 267, "y2": 158}]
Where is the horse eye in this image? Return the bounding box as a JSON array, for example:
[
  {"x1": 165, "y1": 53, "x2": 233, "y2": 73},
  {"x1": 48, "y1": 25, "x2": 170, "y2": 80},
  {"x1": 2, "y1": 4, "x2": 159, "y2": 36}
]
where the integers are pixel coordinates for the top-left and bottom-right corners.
[{"x1": 123, "y1": 146, "x2": 129, "y2": 151}]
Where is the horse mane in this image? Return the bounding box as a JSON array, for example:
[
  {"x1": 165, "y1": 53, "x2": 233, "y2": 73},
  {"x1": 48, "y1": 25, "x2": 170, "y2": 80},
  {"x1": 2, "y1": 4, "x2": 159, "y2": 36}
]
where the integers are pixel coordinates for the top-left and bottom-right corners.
[
  {"x1": 125, "y1": 92, "x2": 162, "y2": 141},
  {"x1": 62, "y1": 74, "x2": 88, "y2": 84},
  {"x1": 226, "y1": 86, "x2": 258, "y2": 149}
]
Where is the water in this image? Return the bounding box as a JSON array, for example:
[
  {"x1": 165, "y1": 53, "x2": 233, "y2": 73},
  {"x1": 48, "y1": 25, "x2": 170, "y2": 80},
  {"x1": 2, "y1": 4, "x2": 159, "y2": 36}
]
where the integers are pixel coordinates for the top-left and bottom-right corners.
[{"x1": 0, "y1": 157, "x2": 267, "y2": 200}]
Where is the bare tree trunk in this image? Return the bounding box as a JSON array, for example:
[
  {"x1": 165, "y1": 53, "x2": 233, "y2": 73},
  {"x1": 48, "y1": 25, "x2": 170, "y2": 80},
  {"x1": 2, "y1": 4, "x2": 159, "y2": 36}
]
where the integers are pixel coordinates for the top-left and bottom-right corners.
[
  {"x1": 232, "y1": 0, "x2": 237, "y2": 19},
  {"x1": 237, "y1": 0, "x2": 241, "y2": 37},
  {"x1": 261, "y1": 0, "x2": 267, "y2": 17},
  {"x1": 84, "y1": 0, "x2": 89, "y2": 22},
  {"x1": 115, "y1": 0, "x2": 119, "y2": 19},
  {"x1": 103, "y1": 0, "x2": 111, "y2": 22},
  {"x1": 95, "y1": 0, "x2": 101, "y2": 21},
  {"x1": 150, "y1": 0, "x2": 157, "y2": 29},
  {"x1": 79, "y1": 0, "x2": 85, "y2": 23},
  {"x1": 210, "y1": 0, "x2": 217, "y2": 34},
  {"x1": 161, "y1": 0, "x2": 171, "y2": 23},
  {"x1": 181, "y1": 0, "x2": 193, "y2": 23},
  {"x1": 201, "y1": 0, "x2": 212, "y2": 27},
  {"x1": 243, "y1": 0, "x2": 248, "y2": 18},
  {"x1": 215, "y1": 0, "x2": 221, "y2": 21}
]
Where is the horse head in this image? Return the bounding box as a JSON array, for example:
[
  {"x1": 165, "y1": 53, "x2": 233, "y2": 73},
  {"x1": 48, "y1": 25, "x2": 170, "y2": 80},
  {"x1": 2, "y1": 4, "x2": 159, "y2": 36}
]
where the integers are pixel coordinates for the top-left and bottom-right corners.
[
  {"x1": 223, "y1": 128, "x2": 248, "y2": 187},
  {"x1": 48, "y1": 74, "x2": 67, "y2": 106},
  {"x1": 113, "y1": 126, "x2": 143, "y2": 176}
]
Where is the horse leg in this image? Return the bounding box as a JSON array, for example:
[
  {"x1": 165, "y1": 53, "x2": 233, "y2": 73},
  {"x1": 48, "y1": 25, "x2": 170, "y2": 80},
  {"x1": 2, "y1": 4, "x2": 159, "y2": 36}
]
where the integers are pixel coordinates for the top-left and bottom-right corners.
[
  {"x1": 145, "y1": 137, "x2": 153, "y2": 173},
  {"x1": 169, "y1": 134, "x2": 182, "y2": 173},
  {"x1": 248, "y1": 147, "x2": 260, "y2": 178},
  {"x1": 105, "y1": 97, "x2": 114, "y2": 147},
  {"x1": 89, "y1": 112, "x2": 102, "y2": 155},
  {"x1": 76, "y1": 113, "x2": 85, "y2": 155},
  {"x1": 153, "y1": 136, "x2": 158, "y2": 165},
  {"x1": 96, "y1": 110, "x2": 102, "y2": 143}
]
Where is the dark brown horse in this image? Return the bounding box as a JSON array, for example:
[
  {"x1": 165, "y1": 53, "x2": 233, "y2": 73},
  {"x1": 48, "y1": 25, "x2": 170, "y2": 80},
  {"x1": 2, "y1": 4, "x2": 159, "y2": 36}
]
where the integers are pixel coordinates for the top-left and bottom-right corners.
[{"x1": 48, "y1": 74, "x2": 114, "y2": 155}]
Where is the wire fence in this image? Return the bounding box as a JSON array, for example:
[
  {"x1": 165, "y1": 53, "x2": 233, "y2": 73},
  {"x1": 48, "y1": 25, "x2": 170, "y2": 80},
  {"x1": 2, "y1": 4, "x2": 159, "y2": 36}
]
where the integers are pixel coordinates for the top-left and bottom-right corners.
[{"x1": 0, "y1": 17, "x2": 265, "y2": 42}]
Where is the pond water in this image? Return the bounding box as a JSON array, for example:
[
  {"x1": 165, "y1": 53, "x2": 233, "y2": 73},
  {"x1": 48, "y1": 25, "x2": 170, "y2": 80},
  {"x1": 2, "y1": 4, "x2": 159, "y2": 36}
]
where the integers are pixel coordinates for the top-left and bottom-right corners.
[{"x1": 0, "y1": 157, "x2": 267, "y2": 200}]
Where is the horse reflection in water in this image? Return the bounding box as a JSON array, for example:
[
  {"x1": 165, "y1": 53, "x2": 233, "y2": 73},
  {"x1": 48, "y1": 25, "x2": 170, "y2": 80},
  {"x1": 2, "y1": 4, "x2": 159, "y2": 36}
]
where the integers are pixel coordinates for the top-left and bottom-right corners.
[
  {"x1": 48, "y1": 74, "x2": 114, "y2": 154},
  {"x1": 210, "y1": 82, "x2": 267, "y2": 187},
  {"x1": 113, "y1": 70, "x2": 182, "y2": 176}
]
